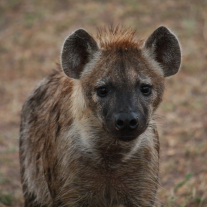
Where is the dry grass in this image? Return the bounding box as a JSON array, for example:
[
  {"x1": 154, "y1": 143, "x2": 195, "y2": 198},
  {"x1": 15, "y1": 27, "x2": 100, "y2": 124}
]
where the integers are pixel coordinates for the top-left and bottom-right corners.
[{"x1": 0, "y1": 0, "x2": 207, "y2": 206}]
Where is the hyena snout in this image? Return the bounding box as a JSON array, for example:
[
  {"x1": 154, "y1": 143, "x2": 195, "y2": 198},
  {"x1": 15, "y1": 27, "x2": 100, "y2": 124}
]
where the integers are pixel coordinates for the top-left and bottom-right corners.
[
  {"x1": 114, "y1": 112, "x2": 139, "y2": 131},
  {"x1": 110, "y1": 110, "x2": 146, "y2": 141}
]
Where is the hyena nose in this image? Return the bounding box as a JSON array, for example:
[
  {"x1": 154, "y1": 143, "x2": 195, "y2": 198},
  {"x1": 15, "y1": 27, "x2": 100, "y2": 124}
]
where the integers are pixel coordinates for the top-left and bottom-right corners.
[{"x1": 115, "y1": 112, "x2": 139, "y2": 131}]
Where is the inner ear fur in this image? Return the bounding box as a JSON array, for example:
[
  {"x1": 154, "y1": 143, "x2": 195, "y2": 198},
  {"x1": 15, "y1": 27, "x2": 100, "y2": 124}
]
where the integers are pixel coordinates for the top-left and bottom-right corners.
[
  {"x1": 61, "y1": 29, "x2": 98, "y2": 79},
  {"x1": 144, "y1": 26, "x2": 181, "y2": 77}
]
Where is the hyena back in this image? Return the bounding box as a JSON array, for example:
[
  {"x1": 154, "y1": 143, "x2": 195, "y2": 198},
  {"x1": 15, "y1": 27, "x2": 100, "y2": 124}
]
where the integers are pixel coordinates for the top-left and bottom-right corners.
[{"x1": 19, "y1": 26, "x2": 181, "y2": 207}]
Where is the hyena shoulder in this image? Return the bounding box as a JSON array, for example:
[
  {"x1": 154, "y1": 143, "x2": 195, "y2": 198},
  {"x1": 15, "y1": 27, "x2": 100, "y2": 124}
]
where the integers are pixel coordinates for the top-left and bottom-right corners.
[{"x1": 20, "y1": 69, "x2": 74, "y2": 206}]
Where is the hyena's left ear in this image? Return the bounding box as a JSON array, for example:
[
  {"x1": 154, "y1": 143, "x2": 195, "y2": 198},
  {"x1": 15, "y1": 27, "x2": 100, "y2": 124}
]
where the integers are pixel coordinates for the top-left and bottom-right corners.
[
  {"x1": 61, "y1": 29, "x2": 98, "y2": 79},
  {"x1": 144, "y1": 26, "x2": 181, "y2": 77}
]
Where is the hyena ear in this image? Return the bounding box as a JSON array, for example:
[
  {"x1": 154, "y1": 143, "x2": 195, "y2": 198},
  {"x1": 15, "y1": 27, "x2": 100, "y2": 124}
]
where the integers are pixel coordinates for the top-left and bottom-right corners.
[
  {"x1": 61, "y1": 29, "x2": 98, "y2": 79},
  {"x1": 144, "y1": 26, "x2": 181, "y2": 77}
]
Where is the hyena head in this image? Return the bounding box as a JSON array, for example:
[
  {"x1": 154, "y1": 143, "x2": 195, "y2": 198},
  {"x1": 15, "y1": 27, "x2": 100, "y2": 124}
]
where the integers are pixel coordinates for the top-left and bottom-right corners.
[{"x1": 61, "y1": 26, "x2": 181, "y2": 142}]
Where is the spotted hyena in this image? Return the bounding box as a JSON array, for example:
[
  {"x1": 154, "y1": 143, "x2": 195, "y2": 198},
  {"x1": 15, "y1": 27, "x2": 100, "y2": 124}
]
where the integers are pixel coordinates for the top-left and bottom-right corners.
[{"x1": 19, "y1": 26, "x2": 181, "y2": 207}]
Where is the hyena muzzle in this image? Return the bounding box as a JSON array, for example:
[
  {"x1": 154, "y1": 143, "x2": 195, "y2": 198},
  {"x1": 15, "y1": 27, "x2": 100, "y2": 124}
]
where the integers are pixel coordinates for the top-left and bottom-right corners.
[{"x1": 19, "y1": 26, "x2": 181, "y2": 207}]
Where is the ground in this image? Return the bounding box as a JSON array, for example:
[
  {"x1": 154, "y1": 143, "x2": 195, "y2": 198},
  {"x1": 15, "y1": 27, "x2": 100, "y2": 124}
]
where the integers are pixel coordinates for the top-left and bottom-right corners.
[{"x1": 0, "y1": 0, "x2": 207, "y2": 206}]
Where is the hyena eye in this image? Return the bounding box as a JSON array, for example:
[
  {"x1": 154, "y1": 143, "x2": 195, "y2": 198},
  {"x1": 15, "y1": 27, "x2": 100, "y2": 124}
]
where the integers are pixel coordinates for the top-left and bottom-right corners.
[
  {"x1": 140, "y1": 85, "x2": 152, "y2": 96},
  {"x1": 97, "y1": 87, "x2": 108, "y2": 97}
]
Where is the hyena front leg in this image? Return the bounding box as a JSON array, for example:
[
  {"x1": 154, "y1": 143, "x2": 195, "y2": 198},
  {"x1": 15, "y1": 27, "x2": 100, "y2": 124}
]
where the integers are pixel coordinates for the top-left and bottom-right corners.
[{"x1": 24, "y1": 194, "x2": 43, "y2": 207}]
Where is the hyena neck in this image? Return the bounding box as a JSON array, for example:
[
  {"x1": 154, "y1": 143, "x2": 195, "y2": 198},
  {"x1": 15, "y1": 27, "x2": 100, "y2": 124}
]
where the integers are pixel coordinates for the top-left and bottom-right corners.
[{"x1": 70, "y1": 119, "x2": 157, "y2": 168}]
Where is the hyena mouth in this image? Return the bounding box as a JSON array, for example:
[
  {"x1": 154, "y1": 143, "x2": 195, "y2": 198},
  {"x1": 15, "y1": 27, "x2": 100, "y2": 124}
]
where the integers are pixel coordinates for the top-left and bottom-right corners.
[
  {"x1": 115, "y1": 129, "x2": 145, "y2": 142},
  {"x1": 116, "y1": 135, "x2": 138, "y2": 142},
  {"x1": 104, "y1": 112, "x2": 149, "y2": 142}
]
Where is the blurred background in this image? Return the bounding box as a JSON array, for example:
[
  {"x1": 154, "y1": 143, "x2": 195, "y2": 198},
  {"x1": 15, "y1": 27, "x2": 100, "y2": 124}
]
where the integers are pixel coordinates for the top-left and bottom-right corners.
[{"x1": 0, "y1": 0, "x2": 207, "y2": 206}]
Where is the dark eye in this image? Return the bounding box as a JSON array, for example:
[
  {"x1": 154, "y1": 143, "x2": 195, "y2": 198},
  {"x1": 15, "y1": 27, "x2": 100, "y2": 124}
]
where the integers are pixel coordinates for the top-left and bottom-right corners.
[
  {"x1": 140, "y1": 85, "x2": 152, "y2": 96},
  {"x1": 97, "y1": 87, "x2": 108, "y2": 97}
]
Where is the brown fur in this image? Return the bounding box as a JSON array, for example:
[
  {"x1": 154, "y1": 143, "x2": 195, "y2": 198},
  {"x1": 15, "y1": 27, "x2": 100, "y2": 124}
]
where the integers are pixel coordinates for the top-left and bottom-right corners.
[
  {"x1": 20, "y1": 26, "x2": 181, "y2": 207},
  {"x1": 97, "y1": 26, "x2": 143, "y2": 49}
]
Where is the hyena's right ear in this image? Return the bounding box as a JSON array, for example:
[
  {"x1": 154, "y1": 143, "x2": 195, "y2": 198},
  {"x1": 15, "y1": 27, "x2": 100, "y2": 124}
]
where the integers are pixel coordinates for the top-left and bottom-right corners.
[{"x1": 61, "y1": 29, "x2": 98, "y2": 79}]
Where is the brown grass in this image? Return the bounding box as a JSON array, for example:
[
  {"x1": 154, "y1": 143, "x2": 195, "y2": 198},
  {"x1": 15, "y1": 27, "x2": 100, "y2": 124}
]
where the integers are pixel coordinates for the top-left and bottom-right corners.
[{"x1": 0, "y1": 0, "x2": 207, "y2": 206}]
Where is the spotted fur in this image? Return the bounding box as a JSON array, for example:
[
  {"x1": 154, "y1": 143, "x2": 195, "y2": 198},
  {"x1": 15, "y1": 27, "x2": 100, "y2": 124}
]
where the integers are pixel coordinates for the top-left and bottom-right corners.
[{"x1": 20, "y1": 26, "x2": 181, "y2": 207}]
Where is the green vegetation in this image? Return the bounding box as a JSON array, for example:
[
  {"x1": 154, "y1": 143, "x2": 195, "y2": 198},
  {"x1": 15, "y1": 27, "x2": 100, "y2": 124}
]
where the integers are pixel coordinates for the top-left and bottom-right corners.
[{"x1": 0, "y1": 193, "x2": 13, "y2": 206}]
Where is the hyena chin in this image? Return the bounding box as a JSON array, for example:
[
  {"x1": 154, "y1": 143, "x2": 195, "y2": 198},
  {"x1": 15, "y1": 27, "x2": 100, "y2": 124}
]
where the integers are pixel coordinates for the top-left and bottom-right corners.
[{"x1": 20, "y1": 26, "x2": 181, "y2": 207}]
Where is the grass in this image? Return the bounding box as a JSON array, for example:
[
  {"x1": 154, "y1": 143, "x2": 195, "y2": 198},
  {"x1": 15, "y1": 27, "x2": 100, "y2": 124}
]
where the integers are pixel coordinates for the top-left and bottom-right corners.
[
  {"x1": 0, "y1": 0, "x2": 207, "y2": 206},
  {"x1": 174, "y1": 173, "x2": 193, "y2": 193},
  {"x1": 0, "y1": 193, "x2": 13, "y2": 206}
]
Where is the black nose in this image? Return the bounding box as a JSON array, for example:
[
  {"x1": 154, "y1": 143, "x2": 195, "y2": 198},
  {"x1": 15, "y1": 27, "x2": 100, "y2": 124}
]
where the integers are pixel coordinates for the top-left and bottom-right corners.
[{"x1": 115, "y1": 112, "x2": 139, "y2": 131}]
